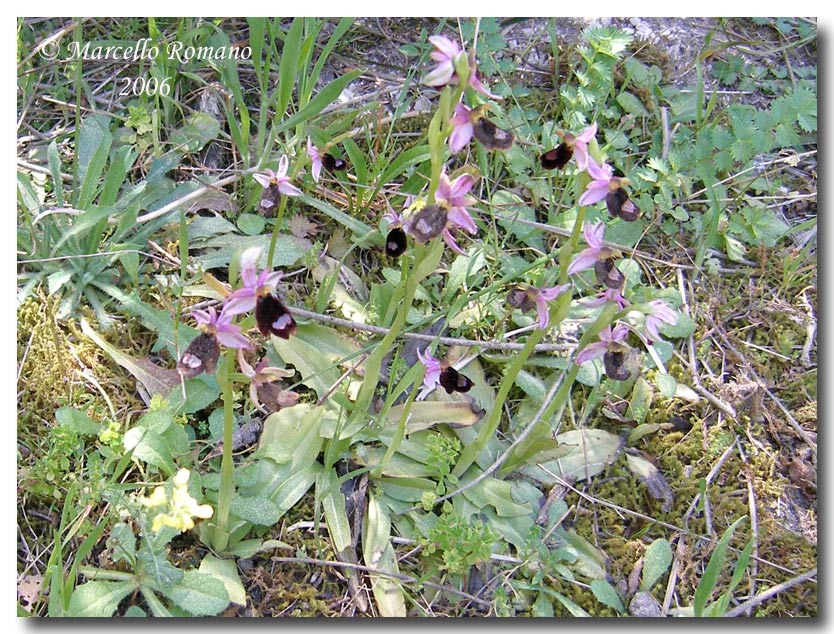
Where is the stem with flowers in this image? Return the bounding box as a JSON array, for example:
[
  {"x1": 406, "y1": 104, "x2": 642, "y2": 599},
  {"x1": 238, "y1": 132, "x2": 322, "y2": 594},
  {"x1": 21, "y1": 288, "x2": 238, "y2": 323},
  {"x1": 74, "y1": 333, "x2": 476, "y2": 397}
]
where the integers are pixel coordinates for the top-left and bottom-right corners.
[
  {"x1": 450, "y1": 157, "x2": 590, "y2": 479},
  {"x1": 347, "y1": 66, "x2": 465, "y2": 431},
  {"x1": 502, "y1": 302, "x2": 620, "y2": 471},
  {"x1": 349, "y1": 239, "x2": 444, "y2": 431}
]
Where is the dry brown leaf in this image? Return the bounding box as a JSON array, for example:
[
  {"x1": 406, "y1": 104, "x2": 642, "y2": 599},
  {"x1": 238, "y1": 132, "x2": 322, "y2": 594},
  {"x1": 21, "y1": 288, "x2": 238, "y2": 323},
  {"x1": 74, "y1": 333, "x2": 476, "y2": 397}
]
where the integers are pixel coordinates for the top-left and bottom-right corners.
[{"x1": 288, "y1": 214, "x2": 319, "y2": 239}]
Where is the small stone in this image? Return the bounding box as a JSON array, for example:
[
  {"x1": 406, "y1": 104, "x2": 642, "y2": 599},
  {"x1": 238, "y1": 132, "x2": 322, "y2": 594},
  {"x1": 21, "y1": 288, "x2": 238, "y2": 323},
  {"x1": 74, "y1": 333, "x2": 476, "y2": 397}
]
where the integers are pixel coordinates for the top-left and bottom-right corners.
[{"x1": 629, "y1": 591, "x2": 663, "y2": 617}]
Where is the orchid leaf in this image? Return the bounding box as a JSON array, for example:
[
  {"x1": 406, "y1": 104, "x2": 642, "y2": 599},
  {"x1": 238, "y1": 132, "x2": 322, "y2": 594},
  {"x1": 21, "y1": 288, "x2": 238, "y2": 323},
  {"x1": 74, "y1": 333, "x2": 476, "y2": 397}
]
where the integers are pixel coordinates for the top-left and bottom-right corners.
[
  {"x1": 386, "y1": 401, "x2": 481, "y2": 433},
  {"x1": 270, "y1": 332, "x2": 342, "y2": 401},
  {"x1": 161, "y1": 570, "x2": 229, "y2": 616},
  {"x1": 256, "y1": 403, "x2": 325, "y2": 466},
  {"x1": 230, "y1": 495, "x2": 281, "y2": 526},
  {"x1": 626, "y1": 376, "x2": 654, "y2": 424},
  {"x1": 377, "y1": 476, "x2": 435, "y2": 503},
  {"x1": 523, "y1": 429, "x2": 625, "y2": 484},
  {"x1": 320, "y1": 469, "x2": 352, "y2": 554},
  {"x1": 363, "y1": 493, "x2": 406, "y2": 617}
]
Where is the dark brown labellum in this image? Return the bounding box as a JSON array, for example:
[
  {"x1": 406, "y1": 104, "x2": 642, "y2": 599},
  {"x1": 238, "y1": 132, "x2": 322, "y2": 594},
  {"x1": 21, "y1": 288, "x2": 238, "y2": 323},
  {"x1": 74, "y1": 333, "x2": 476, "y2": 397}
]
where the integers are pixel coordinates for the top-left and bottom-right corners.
[
  {"x1": 259, "y1": 183, "x2": 282, "y2": 217},
  {"x1": 257, "y1": 383, "x2": 301, "y2": 413},
  {"x1": 256, "y1": 293, "x2": 297, "y2": 339},
  {"x1": 177, "y1": 332, "x2": 220, "y2": 378},
  {"x1": 438, "y1": 366, "x2": 474, "y2": 394},
  {"x1": 603, "y1": 349, "x2": 632, "y2": 381},
  {"x1": 506, "y1": 286, "x2": 537, "y2": 313},
  {"x1": 472, "y1": 117, "x2": 514, "y2": 151},
  {"x1": 606, "y1": 189, "x2": 640, "y2": 222},
  {"x1": 385, "y1": 227, "x2": 407, "y2": 257},
  {"x1": 617, "y1": 197, "x2": 640, "y2": 222},
  {"x1": 594, "y1": 258, "x2": 625, "y2": 290},
  {"x1": 322, "y1": 153, "x2": 348, "y2": 172},
  {"x1": 405, "y1": 204, "x2": 447, "y2": 244},
  {"x1": 540, "y1": 143, "x2": 573, "y2": 170}
]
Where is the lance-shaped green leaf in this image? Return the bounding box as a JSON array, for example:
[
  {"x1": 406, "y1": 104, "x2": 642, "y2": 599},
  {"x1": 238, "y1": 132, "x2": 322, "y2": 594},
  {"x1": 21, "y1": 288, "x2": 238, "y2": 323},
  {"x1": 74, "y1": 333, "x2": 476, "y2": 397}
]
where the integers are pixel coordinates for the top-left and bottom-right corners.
[
  {"x1": 693, "y1": 516, "x2": 747, "y2": 617},
  {"x1": 641, "y1": 538, "x2": 673, "y2": 592},
  {"x1": 75, "y1": 113, "x2": 113, "y2": 209},
  {"x1": 230, "y1": 495, "x2": 281, "y2": 526},
  {"x1": 590, "y1": 579, "x2": 626, "y2": 614},
  {"x1": 123, "y1": 427, "x2": 174, "y2": 474},
  {"x1": 320, "y1": 469, "x2": 352, "y2": 554},
  {"x1": 55, "y1": 407, "x2": 100, "y2": 436},
  {"x1": 351, "y1": 446, "x2": 432, "y2": 478},
  {"x1": 385, "y1": 401, "x2": 481, "y2": 433},
  {"x1": 274, "y1": 69, "x2": 363, "y2": 133},
  {"x1": 377, "y1": 476, "x2": 435, "y2": 503},
  {"x1": 168, "y1": 112, "x2": 220, "y2": 153},
  {"x1": 270, "y1": 335, "x2": 342, "y2": 402},
  {"x1": 460, "y1": 476, "x2": 532, "y2": 518},
  {"x1": 626, "y1": 376, "x2": 654, "y2": 425},
  {"x1": 363, "y1": 493, "x2": 406, "y2": 617}
]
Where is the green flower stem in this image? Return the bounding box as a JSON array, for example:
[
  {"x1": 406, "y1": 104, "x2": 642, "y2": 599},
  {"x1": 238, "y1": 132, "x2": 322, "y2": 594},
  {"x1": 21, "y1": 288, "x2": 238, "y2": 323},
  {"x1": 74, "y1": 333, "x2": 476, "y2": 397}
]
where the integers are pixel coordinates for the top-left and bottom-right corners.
[
  {"x1": 502, "y1": 302, "x2": 619, "y2": 470},
  {"x1": 212, "y1": 348, "x2": 236, "y2": 552},
  {"x1": 427, "y1": 84, "x2": 463, "y2": 204},
  {"x1": 452, "y1": 188, "x2": 590, "y2": 478},
  {"x1": 452, "y1": 326, "x2": 542, "y2": 478},
  {"x1": 558, "y1": 187, "x2": 589, "y2": 283},
  {"x1": 352, "y1": 78, "x2": 459, "y2": 429},
  {"x1": 350, "y1": 240, "x2": 444, "y2": 433}
]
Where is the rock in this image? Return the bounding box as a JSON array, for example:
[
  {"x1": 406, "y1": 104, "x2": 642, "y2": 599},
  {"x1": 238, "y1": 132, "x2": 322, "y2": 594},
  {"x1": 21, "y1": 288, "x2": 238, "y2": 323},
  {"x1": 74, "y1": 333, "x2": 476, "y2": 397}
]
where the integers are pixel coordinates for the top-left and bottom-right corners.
[{"x1": 629, "y1": 591, "x2": 663, "y2": 617}]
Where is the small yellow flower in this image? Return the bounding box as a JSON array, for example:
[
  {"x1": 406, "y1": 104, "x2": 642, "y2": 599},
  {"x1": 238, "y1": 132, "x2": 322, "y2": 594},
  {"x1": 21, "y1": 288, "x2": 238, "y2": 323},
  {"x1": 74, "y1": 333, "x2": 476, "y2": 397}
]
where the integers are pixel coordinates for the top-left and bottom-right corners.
[
  {"x1": 99, "y1": 421, "x2": 121, "y2": 445},
  {"x1": 138, "y1": 469, "x2": 214, "y2": 533},
  {"x1": 140, "y1": 485, "x2": 168, "y2": 508},
  {"x1": 173, "y1": 468, "x2": 190, "y2": 487}
]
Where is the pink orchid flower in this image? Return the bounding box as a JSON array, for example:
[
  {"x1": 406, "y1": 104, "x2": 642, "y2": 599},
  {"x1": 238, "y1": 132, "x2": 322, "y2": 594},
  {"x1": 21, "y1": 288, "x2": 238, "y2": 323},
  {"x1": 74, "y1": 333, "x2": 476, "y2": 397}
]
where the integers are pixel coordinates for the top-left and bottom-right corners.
[
  {"x1": 581, "y1": 287, "x2": 631, "y2": 311},
  {"x1": 449, "y1": 103, "x2": 475, "y2": 153},
  {"x1": 644, "y1": 300, "x2": 678, "y2": 344},
  {"x1": 423, "y1": 35, "x2": 499, "y2": 99},
  {"x1": 223, "y1": 247, "x2": 284, "y2": 317},
  {"x1": 436, "y1": 171, "x2": 478, "y2": 234},
  {"x1": 191, "y1": 306, "x2": 252, "y2": 350},
  {"x1": 237, "y1": 349, "x2": 294, "y2": 412},
  {"x1": 567, "y1": 221, "x2": 607, "y2": 275},
  {"x1": 306, "y1": 138, "x2": 323, "y2": 183},
  {"x1": 574, "y1": 323, "x2": 629, "y2": 365},
  {"x1": 252, "y1": 155, "x2": 302, "y2": 197},
  {"x1": 436, "y1": 170, "x2": 479, "y2": 255},
  {"x1": 535, "y1": 284, "x2": 571, "y2": 330},
  {"x1": 416, "y1": 347, "x2": 442, "y2": 391},
  {"x1": 423, "y1": 35, "x2": 463, "y2": 87},
  {"x1": 578, "y1": 156, "x2": 615, "y2": 206},
  {"x1": 570, "y1": 123, "x2": 597, "y2": 171}
]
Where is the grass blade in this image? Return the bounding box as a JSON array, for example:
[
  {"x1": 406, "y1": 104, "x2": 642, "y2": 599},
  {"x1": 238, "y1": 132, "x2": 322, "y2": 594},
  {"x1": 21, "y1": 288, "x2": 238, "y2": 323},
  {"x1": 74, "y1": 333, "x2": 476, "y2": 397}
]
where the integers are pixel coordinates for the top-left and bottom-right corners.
[{"x1": 693, "y1": 516, "x2": 746, "y2": 617}]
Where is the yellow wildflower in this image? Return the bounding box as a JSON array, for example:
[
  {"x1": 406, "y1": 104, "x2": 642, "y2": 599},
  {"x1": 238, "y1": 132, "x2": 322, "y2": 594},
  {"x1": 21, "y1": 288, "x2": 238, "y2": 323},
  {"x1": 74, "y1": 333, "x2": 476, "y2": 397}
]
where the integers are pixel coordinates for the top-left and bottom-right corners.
[
  {"x1": 99, "y1": 421, "x2": 121, "y2": 445},
  {"x1": 138, "y1": 469, "x2": 214, "y2": 533}
]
